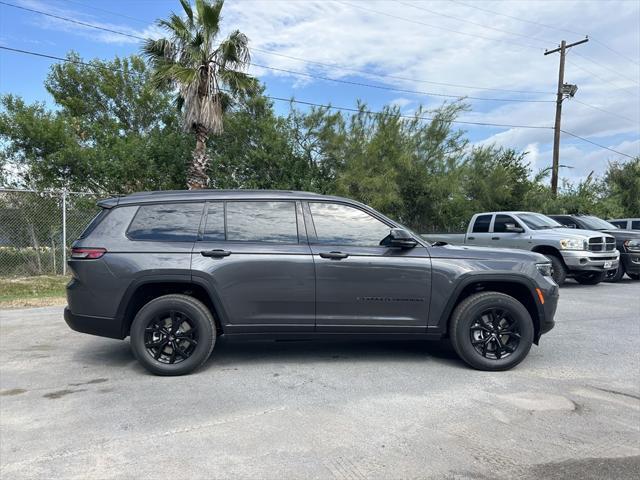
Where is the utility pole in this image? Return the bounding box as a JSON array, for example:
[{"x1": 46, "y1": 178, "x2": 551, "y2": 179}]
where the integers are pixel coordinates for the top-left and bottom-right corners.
[{"x1": 544, "y1": 37, "x2": 589, "y2": 196}]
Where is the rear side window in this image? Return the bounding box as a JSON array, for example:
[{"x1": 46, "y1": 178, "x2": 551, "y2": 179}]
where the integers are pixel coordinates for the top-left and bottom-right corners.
[
  {"x1": 79, "y1": 208, "x2": 109, "y2": 239},
  {"x1": 632, "y1": 221, "x2": 640, "y2": 230},
  {"x1": 472, "y1": 215, "x2": 492, "y2": 233},
  {"x1": 226, "y1": 201, "x2": 298, "y2": 243},
  {"x1": 128, "y1": 203, "x2": 204, "y2": 242},
  {"x1": 610, "y1": 221, "x2": 626, "y2": 228},
  {"x1": 202, "y1": 202, "x2": 225, "y2": 241}
]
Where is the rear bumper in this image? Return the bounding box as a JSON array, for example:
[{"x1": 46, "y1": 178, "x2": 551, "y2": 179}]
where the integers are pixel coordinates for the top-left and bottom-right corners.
[
  {"x1": 561, "y1": 250, "x2": 619, "y2": 272},
  {"x1": 64, "y1": 307, "x2": 125, "y2": 339}
]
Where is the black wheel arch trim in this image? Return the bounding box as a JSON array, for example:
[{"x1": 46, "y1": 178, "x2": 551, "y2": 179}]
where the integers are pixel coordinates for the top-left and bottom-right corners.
[{"x1": 435, "y1": 272, "x2": 549, "y2": 342}]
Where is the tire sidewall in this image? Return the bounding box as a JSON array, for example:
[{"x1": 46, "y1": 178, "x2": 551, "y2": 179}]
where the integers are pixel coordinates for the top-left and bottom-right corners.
[
  {"x1": 545, "y1": 254, "x2": 566, "y2": 286},
  {"x1": 130, "y1": 296, "x2": 215, "y2": 376},
  {"x1": 575, "y1": 271, "x2": 606, "y2": 285},
  {"x1": 452, "y1": 294, "x2": 534, "y2": 371}
]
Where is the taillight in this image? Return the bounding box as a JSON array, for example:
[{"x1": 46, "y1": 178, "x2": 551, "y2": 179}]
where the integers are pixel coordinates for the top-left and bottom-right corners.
[{"x1": 71, "y1": 248, "x2": 106, "y2": 259}]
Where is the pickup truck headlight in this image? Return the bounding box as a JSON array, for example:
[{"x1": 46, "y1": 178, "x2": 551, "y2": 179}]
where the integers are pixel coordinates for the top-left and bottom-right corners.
[
  {"x1": 536, "y1": 262, "x2": 553, "y2": 277},
  {"x1": 624, "y1": 239, "x2": 640, "y2": 252},
  {"x1": 559, "y1": 238, "x2": 586, "y2": 250}
]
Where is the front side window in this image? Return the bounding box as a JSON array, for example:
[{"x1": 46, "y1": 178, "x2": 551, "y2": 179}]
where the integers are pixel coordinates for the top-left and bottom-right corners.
[
  {"x1": 128, "y1": 203, "x2": 204, "y2": 242},
  {"x1": 309, "y1": 202, "x2": 390, "y2": 247},
  {"x1": 226, "y1": 201, "x2": 298, "y2": 243},
  {"x1": 610, "y1": 221, "x2": 625, "y2": 229},
  {"x1": 472, "y1": 215, "x2": 492, "y2": 233},
  {"x1": 632, "y1": 221, "x2": 640, "y2": 230},
  {"x1": 517, "y1": 213, "x2": 562, "y2": 230},
  {"x1": 493, "y1": 214, "x2": 522, "y2": 233}
]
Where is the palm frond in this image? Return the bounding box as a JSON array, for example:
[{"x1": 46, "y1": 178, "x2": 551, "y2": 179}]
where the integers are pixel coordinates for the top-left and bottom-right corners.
[
  {"x1": 218, "y1": 69, "x2": 257, "y2": 96},
  {"x1": 217, "y1": 30, "x2": 250, "y2": 69},
  {"x1": 179, "y1": 0, "x2": 194, "y2": 27},
  {"x1": 195, "y1": 0, "x2": 223, "y2": 38},
  {"x1": 142, "y1": 38, "x2": 174, "y2": 62},
  {"x1": 158, "y1": 13, "x2": 192, "y2": 45}
]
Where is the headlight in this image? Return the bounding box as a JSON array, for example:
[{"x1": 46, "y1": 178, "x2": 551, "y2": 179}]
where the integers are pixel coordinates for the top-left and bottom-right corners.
[
  {"x1": 536, "y1": 262, "x2": 553, "y2": 277},
  {"x1": 624, "y1": 239, "x2": 640, "y2": 252},
  {"x1": 559, "y1": 238, "x2": 586, "y2": 250}
]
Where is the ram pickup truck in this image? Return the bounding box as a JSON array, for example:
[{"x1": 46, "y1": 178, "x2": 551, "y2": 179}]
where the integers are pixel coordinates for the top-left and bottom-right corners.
[
  {"x1": 549, "y1": 214, "x2": 640, "y2": 282},
  {"x1": 424, "y1": 211, "x2": 619, "y2": 286},
  {"x1": 64, "y1": 191, "x2": 558, "y2": 375}
]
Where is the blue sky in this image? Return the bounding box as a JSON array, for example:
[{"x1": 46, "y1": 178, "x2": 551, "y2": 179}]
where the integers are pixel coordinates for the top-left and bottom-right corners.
[{"x1": 1, "y1": 0, "x2": 639, "y2": 182}]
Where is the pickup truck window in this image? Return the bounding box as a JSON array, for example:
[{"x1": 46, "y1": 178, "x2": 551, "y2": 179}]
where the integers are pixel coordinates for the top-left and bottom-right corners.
[
  {"x1": 633, "y1": 221, "x2": 640, "y2": 230},
  {"x1": 494, "y1": 215, "x2": 522, "y2": 233},
  {"x1": 309, "y1": 202, "x2": 390, "y2": 247},
  {"x1": 472, "y1": 215, "x2": 492, "y2": 233},
  {"x1": 518, "y1": 213, "x2": 562, "y2": 230}
]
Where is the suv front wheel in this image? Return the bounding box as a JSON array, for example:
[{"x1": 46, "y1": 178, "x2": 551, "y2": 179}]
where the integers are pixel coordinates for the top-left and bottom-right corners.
[
  {"x1": 130, "y1": 294, "x2": 216, "y2": 376},
  {"x1": 449, "y1": 292, "x2": 534, "y2": 371}
]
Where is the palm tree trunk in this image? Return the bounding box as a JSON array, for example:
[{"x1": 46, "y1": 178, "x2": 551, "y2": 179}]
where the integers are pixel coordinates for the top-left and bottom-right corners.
[{"x1": 187, "y1": 126, "x2": 210, "y2": 190}]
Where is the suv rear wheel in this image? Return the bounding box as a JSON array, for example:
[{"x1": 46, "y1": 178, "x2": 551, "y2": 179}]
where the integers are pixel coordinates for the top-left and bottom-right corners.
[
  {"x1": 130, "y1": 294, "x2": 216, "y2": 376},
  {"x1": 449, "y1": 292, "x2": 534, "y2": 371}
]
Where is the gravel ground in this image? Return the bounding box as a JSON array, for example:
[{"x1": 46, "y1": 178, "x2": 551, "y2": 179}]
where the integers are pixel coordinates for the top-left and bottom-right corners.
[{"x1": 1, "y1": 279, "x2": 639, "y2": 479}]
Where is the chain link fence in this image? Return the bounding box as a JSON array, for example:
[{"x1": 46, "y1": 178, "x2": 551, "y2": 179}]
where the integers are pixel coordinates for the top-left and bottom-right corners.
[{"x1": 0, "y1": 189, "x2": 105, "y2": 277}]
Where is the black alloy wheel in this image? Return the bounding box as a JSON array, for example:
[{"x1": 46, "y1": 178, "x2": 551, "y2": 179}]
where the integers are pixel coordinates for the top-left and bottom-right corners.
[
  {"x1": 469, "y1": 308, "x2": 521, "y2": 360},
  {"x1": 144, "y1": 311, "x2": 198, "y2": 364}
]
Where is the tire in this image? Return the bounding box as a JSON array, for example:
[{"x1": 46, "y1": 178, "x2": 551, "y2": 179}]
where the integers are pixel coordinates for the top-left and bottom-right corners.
[
  {"x1": 628, "y1": 273, "x2": 640, "y2": 280},
  {"x1": 575, "y1": 271, "x2": 606, "y2": 285},
  {"x1": 605, "y1": 263, "x2": 625, "y2": 283},
  {"x1": 130, "y1": 294, "x2": 216, "y2": 376},
  {"x1": 449, "y1": 292, "x2": 534, "y2": 371},
  {"x1": 544, "y1": 254, "x2": 567, "y2": 286}
]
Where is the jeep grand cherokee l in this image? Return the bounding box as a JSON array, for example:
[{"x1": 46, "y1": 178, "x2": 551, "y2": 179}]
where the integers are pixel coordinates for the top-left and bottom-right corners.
[{"x1": 65, "y1": 190, "x2": 558, "y2": 375}]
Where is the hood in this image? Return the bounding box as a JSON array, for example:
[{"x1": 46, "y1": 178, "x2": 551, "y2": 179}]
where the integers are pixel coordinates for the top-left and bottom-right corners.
[
  {"x1": 530, "y1": 227, "x2": 613, "y2": 240},
  {"x1": 599, "y1": 229, "x2": 640, "y2": 239}
]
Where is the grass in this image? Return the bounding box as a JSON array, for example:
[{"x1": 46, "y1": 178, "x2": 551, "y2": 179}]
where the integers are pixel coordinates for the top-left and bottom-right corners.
[{"x1": 0, "y1": 275, "x2": 69, "y2": 308}]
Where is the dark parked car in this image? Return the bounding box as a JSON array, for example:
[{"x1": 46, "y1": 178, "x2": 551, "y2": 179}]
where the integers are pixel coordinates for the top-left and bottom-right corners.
[
  {"x1": 608, "y1": 218, "x2": 640, "y2": 231},
  {"x1": 65, "y1": 190, "x2": 558, "y2": 375},
  {"x1": 549, "y1": 214, "x2": 640, "y2": 282}
]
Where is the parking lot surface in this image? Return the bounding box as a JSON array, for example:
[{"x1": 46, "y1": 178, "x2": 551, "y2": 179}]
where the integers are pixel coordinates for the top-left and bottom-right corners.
[{"x1": 1, "y1": 280, "x2": 639, "y2": 479}]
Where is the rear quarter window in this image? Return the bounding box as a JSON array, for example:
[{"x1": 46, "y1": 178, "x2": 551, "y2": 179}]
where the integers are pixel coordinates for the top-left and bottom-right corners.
[
  {"x1": 79, "y1": 208, "x2": 109, "y2": 239},
  {"x1": 127, "y1": 203, "x2": 204, "y2": 242},
  {"x1": 632, "y1": 221, "x2": 640, "y2": 230},
  {"x1": 472, "y1": 215, "x2": 492, "y2": 233}
]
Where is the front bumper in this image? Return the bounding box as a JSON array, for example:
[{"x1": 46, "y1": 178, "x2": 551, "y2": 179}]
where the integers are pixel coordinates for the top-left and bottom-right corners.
[
  {"x1": 621, "y1": 252, "x2": 640, "y2": 274},
  {"x1": 64, "y1": 307, "x2": 124, "y2": 339},
  {"x1": 536, "y1": 283, "x2": 558, "y2": 341},
  {"x1": 560, "y1": 249, "x2": 619, "y2": 272}
]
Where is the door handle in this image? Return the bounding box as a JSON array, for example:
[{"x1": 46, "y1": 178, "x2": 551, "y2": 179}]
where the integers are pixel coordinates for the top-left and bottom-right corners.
[
  {"x1": 468, "y1": 236, "x2": 475, "y2": 240},
  {"x1": 319, "y1": 251, "x2": 349, "y2": 260},
  {"x1": 491, "y1": 237, "x2": 500, "y2": 240},
  {"x1": 201, "y1": 249, "x2": 231, "y2": 258}
]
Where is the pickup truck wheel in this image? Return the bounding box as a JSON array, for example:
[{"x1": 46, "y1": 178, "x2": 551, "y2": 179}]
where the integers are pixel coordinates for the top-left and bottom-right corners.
[
  {"x1": 604, "y1": 264, "x2": 625, "y2": 283},
  {"x1": 575, "y1": 271, "x2": 606, "y2": 285},
  {"x1": 130, "y1": 294, "x2": 216, "y2": 376},
  {"x1": 449, "y1": 292, "x2": 534, "y2": 371},
  {"x1": 544, "y1": 254, "x2": 566, "y2": 286}
]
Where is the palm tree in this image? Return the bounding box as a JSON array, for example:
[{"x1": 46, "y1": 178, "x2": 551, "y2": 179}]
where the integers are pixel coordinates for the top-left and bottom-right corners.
[{"x1": 143, "y1": 0, "x2": 255, "y2": 189}]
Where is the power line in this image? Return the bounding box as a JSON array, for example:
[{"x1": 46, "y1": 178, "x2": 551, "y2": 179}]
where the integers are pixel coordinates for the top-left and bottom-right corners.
[
  {"x1": 55, "y1": 0, "x2": 151, "y2": 26},
  {"x1": 571, "y1": 50, "x2": 640, "y2": 86},
  {"x1": 451, "y1": 0, "x2": 640, "y2": 67},
  {"x1": 336, "y1": 1, "x2": 542, "y2": 51},
  {"x1": 393, "y1": 0, "x2": 550, "y2": 45},
  {"x1": 570, "y1": 98, "x2": 639, "y2": 124},
  {"x1": 250, "y1": 62, "x2": 554, "y2": 103},
  {"x1": 0, "y1": 0, "x2": 555, "y2": 100},
  {"x1": 560, "y1": 130, "x2": 635, "y2": 159},
  {"x1": 0, "y1": 45, "x2": 552, "y2": 130},
  {"x1": 566, "y1": 59, "x2": 639, "y2": 97},
  {"x1": 3, "y1": 45, "x2": 635, "y2": 160}
]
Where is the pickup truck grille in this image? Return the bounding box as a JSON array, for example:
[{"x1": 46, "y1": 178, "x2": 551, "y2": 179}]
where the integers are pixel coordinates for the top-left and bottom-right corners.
[{"x1": 588, "y1": 236, "x2": 616, "y2": 252}]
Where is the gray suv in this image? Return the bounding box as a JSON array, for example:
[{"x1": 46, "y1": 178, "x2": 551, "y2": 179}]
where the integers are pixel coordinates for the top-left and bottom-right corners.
[{"x1": 65, "y1": 190, "x2": 558, "y2": 375}]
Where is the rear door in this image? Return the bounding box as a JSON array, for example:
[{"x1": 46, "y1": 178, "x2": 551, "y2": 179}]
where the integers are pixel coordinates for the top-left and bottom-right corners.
[
  {"x1": 191, "y1": 200, "x2": 315, "y2": 333},
  {"x1": 466, "y1": 214, "x2": 494, "y2": 246},
  {"x1": 305, "y1": 201, "x2": 431, "y2": 332}
]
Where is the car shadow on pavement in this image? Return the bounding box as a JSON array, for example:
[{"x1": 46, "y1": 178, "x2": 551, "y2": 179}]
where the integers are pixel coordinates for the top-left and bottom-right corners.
[{"x1": 205, "y1": 338, "x2": 464, "y2": 370}]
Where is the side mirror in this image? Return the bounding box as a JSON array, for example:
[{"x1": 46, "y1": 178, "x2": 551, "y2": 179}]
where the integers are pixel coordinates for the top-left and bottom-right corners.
[
  {"x1": 505, "y1": 224, "x2": 524, "y2": 233},
  {"x1": 381, "y1": 228, "x2": 418, "y2": 249}
]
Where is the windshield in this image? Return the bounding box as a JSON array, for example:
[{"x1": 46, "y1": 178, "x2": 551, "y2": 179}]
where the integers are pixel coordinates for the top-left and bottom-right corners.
[
  {"x1": 579, "y1": 216, "x2": 617, "y2": 230},
  {"x1": 517, "y1": 213, "x2": 563, "y2": 230}
]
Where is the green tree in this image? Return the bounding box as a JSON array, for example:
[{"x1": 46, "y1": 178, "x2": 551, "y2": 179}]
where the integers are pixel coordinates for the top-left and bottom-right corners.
[
  {"x1": 605, "y1": 157, "x2": 640, "y2": 217},
  {"x1": 143, "y1": 0, "x2": 255, "y2": 189}
]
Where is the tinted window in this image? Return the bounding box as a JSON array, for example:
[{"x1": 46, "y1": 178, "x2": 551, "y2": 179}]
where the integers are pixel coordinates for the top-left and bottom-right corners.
[
  {"x1": 226, "y1": 201, "x2": 298, "y2": 243},
  {"x1": 128, "y1": 203, "x2": 204, "y2": 241},
  {"x1": 493, "y1": 214, "x2": 522, "y2": 233},
  {"x1": 202, "y1": 202, "x2": 225, "y2": 241},
  {"x1": 309, "y1": 203, "x2": 390, "y2": 247},
  {"x1": 79, "y1": 208, "x2": 109, "y2": 239},
  {"x1": 472, "y1": 215, "x2": 492, "y2": 233},
  {"x1": 610, "y1": 221, "x2": 625, "y2": 228},
  {"x1": 632, "y1": 221, "x2": 640, "y2": 230}
]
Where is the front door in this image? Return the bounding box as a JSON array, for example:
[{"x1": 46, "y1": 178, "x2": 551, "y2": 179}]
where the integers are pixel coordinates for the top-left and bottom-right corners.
[
  {"x1": 191, "y1": 200, "x2": 315, "y2": 334},
  {"x1": 305, "y1": 202, "x2": 431, "y2": 333}
]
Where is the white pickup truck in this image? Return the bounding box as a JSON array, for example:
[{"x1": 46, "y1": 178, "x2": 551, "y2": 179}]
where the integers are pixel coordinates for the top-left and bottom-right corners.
[{"x1": 423, "y1": 211, "x2": 619, "y2": 286}]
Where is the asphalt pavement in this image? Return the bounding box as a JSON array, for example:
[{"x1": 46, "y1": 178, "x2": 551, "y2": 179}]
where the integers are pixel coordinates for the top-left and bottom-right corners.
[{"x1": 1, "y1": 279, "x2": 639, "y2": 479}]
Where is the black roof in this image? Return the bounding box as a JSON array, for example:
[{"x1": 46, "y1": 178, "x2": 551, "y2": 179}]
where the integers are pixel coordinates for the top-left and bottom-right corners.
[{"x1": 97, "y1": 189, "x2": 349, "y2": 208}]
